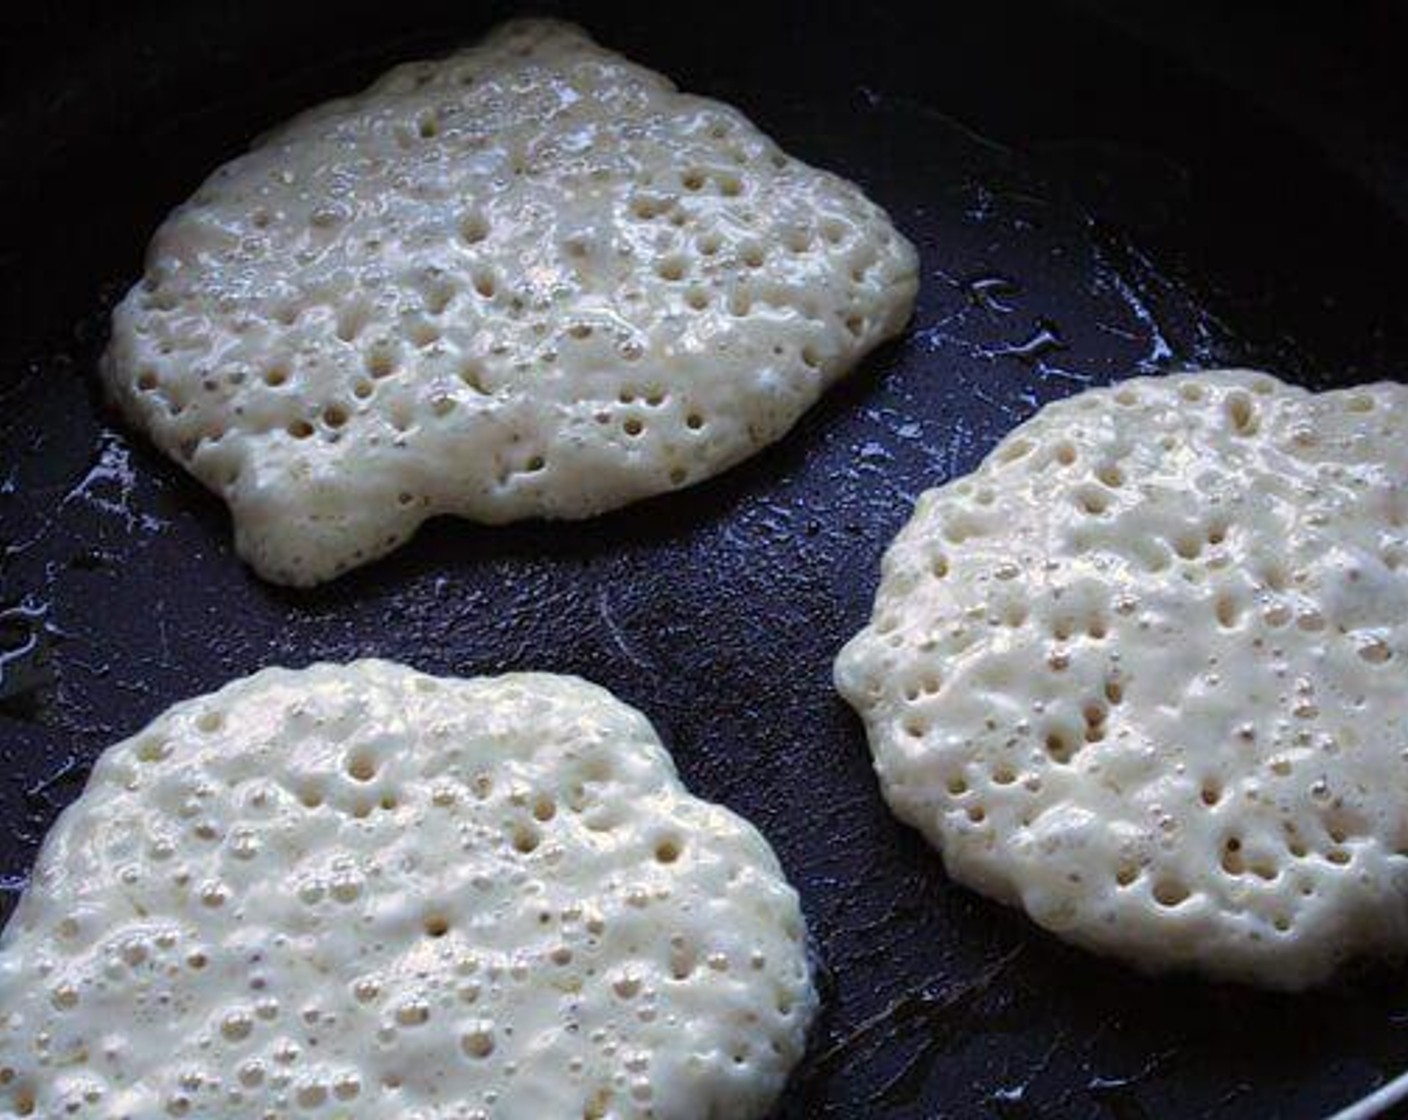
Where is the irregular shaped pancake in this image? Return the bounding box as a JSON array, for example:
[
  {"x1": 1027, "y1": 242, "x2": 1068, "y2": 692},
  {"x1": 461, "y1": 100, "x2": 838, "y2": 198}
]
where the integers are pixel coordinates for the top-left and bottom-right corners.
[
  {"x1": 835, "y1": 370, "x2": 1408, "y2": 988},
  {"x1": 102, "y1": 19, "x2": 918, "y2": 585},
  {"x1": 0, "y1": 662, "x2": 815, "y2": 1117}
]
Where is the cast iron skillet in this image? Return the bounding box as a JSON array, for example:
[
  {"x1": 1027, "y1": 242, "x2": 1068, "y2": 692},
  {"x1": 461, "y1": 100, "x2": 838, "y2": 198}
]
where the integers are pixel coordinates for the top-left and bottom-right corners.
[{"x1": 2, "y1": 2, "x2": 1407, "y2": 1117}]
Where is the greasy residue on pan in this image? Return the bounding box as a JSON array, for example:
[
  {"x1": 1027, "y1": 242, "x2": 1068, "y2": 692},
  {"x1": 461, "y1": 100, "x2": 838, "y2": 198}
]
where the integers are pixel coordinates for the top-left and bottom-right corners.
[{"x1": 1, "y1": 3, "x2": 1406, "y2": 1117}]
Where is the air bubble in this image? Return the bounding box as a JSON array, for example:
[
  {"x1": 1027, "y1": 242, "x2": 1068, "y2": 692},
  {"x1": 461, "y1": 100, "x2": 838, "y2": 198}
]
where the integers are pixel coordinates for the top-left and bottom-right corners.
[
  {"x1": 365, "y1": 348, "x2": 397, "y2": 379},
  {"x1": 655, "y1": 838, "x2": 682, "y2": 864},
  {"x1": 423, "y1": 914, "x2": 450, "y2": 938},
  {"x1": 1082, "y1": 703, "x2": 1107, "y2": 742},
  {"x1": 1045, "y1": 731, "x2": 1077, "y2": 764},
  {"x1": 1174, "y1": 533, "x2": 1202, "y2": 560},
  {"x1": 1215, "y1": 593, "x2": 1240, "y2": 628},
  {"x1": 461, "y1": 1025, "x2": 495, "y2": 1059},
  {"x1": 395, "y1": 1000, "x2": 430, "y2": 1028},
  {"x1": 670, "y1": 937, "x2": 697, "y2": 979},
  {"x1": 629, "y1": 195, "x2": 669, "y2": 220},
  {"x1": 1096, "y1": 464, "x2": 1124, "y2": 488},
  {"x1": 1074, "y1": 486, "x2": 1109, "y2": 516},
  {"x1": 460, "y1": 360, "x2": 489, "y2": 394},
  {"x1": 333, "y1": 1075, "x2": 361, "y2": 1102},
  {"x1": 460, "y1": 212, "x2": 489, "y2": 244},
  {"x1": 512, "y1": 823, "x2": 541, "y2": 854},
  {"x1": 221, "y1": 1011, "x2": 254, "y2": 1042},
  {"x1": 50, "y1": 984, "x2": 79, "y2": 1010},
  {"x1": 784, "y1": 228, "x2": 811, "y2": 253},
  {"x1": 407, "y1": 320, "x2": 441, "y2": 348},
  {"x1": 1358, "y1": 639, "x2": 1392, "y2": 664},
  {"x1": 1226, "y1": 391, "x2": 1257, "y2": 434},
  {"x1": 1152, "y1": 879, "x2": 1189, "y2": 907}
]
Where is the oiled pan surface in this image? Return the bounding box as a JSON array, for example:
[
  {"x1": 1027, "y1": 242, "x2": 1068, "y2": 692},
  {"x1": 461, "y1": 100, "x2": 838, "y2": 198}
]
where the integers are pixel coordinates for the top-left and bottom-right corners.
[{"x1": 1, "y1": 3, "x2": 1406, "y2": 1116}]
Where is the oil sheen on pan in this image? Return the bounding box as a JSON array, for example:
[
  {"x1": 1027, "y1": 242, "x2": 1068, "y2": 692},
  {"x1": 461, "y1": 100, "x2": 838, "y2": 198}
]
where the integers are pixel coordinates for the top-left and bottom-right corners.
[{"x1": 2, "y1": 4, "x2": 1408, "y2": 1117}]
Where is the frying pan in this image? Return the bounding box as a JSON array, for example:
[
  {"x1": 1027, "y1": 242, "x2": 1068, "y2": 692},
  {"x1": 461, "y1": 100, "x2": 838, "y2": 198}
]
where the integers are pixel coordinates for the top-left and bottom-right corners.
[{"x1": 2, "y1": 1, "x2": 1407, "y2": 1116}]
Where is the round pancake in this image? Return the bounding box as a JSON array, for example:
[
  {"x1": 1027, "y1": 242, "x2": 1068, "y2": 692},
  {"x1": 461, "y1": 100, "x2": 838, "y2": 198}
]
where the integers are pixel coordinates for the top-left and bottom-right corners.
[
  {"x1": 836, "y1": 370, "x2": 1408, "y2": 988},
  {"x1": 103, "y1": 19, "x2": 918, "y2": 585},
  {"x1": 0, "y1": 661, "x2": 815, "y2": 1117}
]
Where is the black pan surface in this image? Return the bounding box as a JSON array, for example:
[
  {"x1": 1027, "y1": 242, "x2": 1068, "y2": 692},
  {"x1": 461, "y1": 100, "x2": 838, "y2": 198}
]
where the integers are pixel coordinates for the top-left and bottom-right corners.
[{"x1": 2, "y1": 2, "x2": 1407, "y2": 1117}]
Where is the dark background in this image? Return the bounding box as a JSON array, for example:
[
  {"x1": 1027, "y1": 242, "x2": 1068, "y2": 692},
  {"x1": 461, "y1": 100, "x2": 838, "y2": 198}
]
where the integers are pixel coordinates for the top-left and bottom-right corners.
[{"x1": 1, "y1": 3, "x2": 1406, "y2": 1117}]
